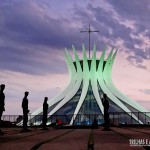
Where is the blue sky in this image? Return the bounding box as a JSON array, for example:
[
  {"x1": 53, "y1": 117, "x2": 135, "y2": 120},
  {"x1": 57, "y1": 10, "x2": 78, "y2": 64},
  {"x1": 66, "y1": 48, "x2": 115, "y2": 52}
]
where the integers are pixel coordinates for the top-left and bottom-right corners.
[{"x1": 0, "y1": 0, "x2": 150, "y2": 114}]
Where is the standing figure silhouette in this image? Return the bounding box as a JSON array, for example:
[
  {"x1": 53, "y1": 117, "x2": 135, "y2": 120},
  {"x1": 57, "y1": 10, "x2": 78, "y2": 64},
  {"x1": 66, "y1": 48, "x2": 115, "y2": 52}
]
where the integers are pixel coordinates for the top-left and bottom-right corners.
[
  {"x1": 0, "y1": 84, "x2": 5, "y2": 135},
  {"x1": 22, "y1": 91, "x2": 30, "y2": 132},
  {"x1": 102, "y1": 93, "x2": 110, "y2": 130},
  {"x1": 42, "y1": 97, "x2": 48, "y2": 130}
]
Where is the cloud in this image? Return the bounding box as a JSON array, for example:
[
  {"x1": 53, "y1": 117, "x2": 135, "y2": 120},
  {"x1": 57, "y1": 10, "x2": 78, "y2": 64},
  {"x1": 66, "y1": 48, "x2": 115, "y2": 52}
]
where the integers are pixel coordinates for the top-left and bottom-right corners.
[
  {"x1": 136, "y1": 64, "x2": 147, "y2": 70},
  {"x1": 71, "y1": 0, "x2": 150, "y2": 68},
  {"x1": 73, "y1": 2, "x2": 142, "y2": 54},
  {"x1": 0, "y1": 0, "x2": 84, "y2": 48},
  {"x1": 127, "y1": 55, "x2": 147, "y2": 70},
  {"x1": 0, "y1": 0, "x2": 149, "y2": 75},
  {"x1": 106, "y1": 0, "x2": 150, "y2": 60},
  {"x1": 140, "y1": 89, "x2": 150, "y2": 95},
  {"x1": 0, "y1": 44, "x2": 69, "y2": 75},
  {"x1": 107, "y1": 0, "x2": 150, "y2": 23},
  {"x1": 0, "y1": 0, "x2": 89, "y2": 75}
]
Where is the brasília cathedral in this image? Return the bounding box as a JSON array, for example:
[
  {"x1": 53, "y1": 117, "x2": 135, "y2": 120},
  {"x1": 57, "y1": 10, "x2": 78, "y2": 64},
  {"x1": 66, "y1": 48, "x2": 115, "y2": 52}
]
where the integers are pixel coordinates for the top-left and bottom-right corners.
[{"x1": 30, "y1": 44, "x2": 150, "y2": 125}]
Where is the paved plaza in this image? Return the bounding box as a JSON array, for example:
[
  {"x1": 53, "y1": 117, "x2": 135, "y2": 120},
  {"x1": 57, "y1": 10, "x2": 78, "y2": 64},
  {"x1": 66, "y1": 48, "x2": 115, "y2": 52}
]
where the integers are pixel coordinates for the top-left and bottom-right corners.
[{"x1": 0, "y1": 127, "x2": 150, "y2": 150}]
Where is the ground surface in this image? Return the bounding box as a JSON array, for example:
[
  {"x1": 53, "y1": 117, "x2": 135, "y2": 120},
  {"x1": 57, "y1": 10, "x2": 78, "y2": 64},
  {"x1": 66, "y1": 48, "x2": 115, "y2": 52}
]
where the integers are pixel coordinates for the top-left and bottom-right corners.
[{"x1": 0, "y1": 127, "x2": 150, "y2": 150}]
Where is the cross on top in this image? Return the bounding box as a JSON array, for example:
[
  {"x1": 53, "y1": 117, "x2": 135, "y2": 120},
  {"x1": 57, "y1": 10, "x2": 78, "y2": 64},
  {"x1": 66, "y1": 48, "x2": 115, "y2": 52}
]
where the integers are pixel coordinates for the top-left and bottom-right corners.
[{"x1": 80, "y1": 24, "x2": 99, "y2": 58}]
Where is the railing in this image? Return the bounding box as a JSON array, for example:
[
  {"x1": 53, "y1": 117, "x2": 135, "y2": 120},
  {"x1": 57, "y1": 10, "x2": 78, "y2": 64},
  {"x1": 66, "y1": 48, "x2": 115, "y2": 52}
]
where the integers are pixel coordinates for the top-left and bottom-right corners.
[{"x1": 1, "y1": 112, "x2": 150, "y2": 127}]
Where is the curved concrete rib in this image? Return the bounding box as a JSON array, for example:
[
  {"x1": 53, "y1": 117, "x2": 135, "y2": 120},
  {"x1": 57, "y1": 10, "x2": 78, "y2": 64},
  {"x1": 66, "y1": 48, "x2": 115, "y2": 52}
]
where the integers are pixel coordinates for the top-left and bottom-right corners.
[
  {"x1": 103, "y1": 50, "x2": 150, "y2": 120},
  {"x1": 90, "y1": 45, "x2": 104, "y2": 114},
  {"x1": 70, "y1": 44, "x2": 90, "y2": 125},
  {"x1": 31, "y1": 49, "x2": 77, "y2": 116},
  {"x1": 105, "y1": 51, "x2": 150, "y2": 119},
  {"x1": 30, "y1": 44, "x2": 148, "y2": 125},
  {"x1": 48, "y1": 46, "x2": 83, "y2": 116},
  {"x1": 98, "y1": 49, "x2": 142, "y2": 124}
]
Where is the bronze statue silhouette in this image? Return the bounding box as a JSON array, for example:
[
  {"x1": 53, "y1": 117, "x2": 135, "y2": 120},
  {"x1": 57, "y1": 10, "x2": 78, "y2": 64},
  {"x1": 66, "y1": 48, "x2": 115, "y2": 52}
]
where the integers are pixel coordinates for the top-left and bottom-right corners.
[
  {"x1": 0, "y1": 84, "x2": 5, "y2": 135},
  {"x1": 22, "y1": 91, "x2": 30, "y2": 131},
  {"x1": 102, "y1": 93, "x2": 110, "y2": 130},
  {"x1": 42, "y1": 97, "x2": 48, "y2": 130}
]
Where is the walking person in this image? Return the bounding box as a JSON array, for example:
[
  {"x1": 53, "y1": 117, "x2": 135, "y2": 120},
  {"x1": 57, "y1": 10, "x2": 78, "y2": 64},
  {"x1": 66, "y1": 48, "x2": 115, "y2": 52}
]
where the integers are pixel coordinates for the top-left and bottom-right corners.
[
  {"x1": 0, "y1": 84, "x2": 5, "y2": 135},
  {"x1": 42, "y1": 97, "x2": 48, "y2": 130},
  {"x1": 22, "y1": 91, "x2": 30, "y2": 132}
]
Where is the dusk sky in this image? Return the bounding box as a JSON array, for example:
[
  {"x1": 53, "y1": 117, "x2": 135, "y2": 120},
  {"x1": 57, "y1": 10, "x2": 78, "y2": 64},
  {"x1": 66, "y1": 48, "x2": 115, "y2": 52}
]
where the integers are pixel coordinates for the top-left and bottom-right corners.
[{"x1": 0, "y1": 0, "x2": 150, "y2": 115}]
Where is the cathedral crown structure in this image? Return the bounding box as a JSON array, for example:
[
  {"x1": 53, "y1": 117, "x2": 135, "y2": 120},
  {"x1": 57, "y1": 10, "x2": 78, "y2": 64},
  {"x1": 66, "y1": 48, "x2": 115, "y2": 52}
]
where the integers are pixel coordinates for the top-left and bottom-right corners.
[{"x1": 30, "y1": 44, "x2": 150, "y2": 125}]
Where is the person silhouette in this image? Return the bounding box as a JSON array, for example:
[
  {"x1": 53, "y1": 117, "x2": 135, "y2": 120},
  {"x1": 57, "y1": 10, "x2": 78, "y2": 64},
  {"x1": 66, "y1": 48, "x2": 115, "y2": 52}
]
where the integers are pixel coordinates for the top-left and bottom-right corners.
[
  {"x1": 92, "y1": 117, "x2": 98, "y2": 129},
  {"x1": 0, "y1": 84, "x2": 5, "y2": 135},
  {"x1": 102, "y1": 93, "x2": 110, "y2": 130},
  {"x1": 22, "y1": 91, "x2": 30, "y2": 131},
  {"x1": 42, "y1": 97, "x2": 48, "y2": 130}
]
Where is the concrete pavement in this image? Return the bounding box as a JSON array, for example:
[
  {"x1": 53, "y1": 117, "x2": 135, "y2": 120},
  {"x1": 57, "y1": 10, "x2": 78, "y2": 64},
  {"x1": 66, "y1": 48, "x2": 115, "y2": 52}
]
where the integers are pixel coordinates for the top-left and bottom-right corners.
[{"x1": 0, "y1": 127, "x2": 150, "y2": 150}]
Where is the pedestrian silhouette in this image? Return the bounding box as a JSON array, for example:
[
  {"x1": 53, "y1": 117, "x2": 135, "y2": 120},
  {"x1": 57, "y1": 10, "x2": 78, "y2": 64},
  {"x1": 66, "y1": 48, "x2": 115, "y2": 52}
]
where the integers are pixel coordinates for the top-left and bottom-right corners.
[
  {"x1": 0, "y1": 84, "x2": 5, "y2": 135},
  {"x1": 22, "y1": 91, "x2": 30, "y2": 132},
  {"x1": 102, "y1": 93, "x2": 110, "y2": 130},
  {"x1": 92, "y1": 117, "x2": 98, "y2": 129},
  {"x1": 42, "y1": 97, "x2": 48, "y2": 130}
]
